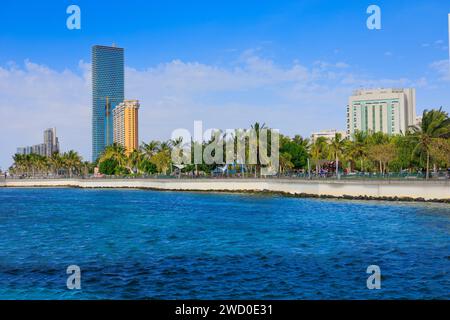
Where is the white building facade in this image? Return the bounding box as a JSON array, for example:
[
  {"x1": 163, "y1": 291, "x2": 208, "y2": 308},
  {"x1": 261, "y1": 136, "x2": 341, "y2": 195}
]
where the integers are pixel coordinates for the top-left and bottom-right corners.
[{"x1": 346, "y1": 88, "x2": 416, "y2": 137}]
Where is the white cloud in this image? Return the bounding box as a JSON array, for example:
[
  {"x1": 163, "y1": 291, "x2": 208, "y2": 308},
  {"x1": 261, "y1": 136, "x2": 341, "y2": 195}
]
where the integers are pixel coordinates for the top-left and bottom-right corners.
[
  {"x1": 0, "y1": 61, "x2": 90, "y2": 170},
  {"x1": 422, "y1": 40, "x2": 448, "y2": 51},
  {"x1": 430, "y1": 59, "x2": 450, "y2": 81}
]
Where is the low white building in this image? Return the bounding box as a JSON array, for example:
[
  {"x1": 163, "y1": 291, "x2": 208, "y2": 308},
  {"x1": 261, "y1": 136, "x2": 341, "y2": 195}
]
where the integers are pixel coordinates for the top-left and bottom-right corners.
[{"x1": 311, "y1": 129, "x2": 346, "y2": 142}]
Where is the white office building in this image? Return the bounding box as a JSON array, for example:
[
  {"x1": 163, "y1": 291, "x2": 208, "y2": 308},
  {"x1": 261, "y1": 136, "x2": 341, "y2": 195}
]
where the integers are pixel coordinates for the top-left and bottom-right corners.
[{"x1": 346, "y1": 88, "x2": 416, "y2": 136}]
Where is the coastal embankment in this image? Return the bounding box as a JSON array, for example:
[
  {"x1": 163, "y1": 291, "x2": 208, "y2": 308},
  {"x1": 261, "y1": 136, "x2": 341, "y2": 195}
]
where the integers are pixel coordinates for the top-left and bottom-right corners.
[{"x1": 1, "y1": 178, "x2": 449, "y2": 202}]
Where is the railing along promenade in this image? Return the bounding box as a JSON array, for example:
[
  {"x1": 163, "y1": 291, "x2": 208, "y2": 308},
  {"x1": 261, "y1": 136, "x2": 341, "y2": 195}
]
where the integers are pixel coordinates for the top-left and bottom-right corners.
[{"x1": 2, "y1": 172, "x2": 450, "y2": 183}]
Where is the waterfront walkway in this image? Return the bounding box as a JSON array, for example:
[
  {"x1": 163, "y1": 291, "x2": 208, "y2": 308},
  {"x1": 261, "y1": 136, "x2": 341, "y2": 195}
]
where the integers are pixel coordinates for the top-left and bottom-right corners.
[{"x1": 1, "y1": 178, "x2": 449, "y2": 202}]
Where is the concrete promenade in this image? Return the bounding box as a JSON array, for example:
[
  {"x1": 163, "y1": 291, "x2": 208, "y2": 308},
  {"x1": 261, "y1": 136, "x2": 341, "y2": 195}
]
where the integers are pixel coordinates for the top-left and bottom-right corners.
[{"x1": 1, "y1": 178, "x2": 449, "y2": 202}]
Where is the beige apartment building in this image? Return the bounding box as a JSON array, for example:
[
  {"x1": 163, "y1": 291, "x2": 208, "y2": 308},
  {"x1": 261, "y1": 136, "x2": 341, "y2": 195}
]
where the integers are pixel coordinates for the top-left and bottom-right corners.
[
  {"x1": 346, "y1": 88, "x2": 416, "y2": 137},
  {"x1": 113, "y1": 100, "x2": 140, "y2": 155}
]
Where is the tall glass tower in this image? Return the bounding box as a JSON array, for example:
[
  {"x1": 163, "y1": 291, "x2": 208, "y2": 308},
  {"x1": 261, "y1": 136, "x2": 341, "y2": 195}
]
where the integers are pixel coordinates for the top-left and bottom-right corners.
[{"x1": 92, "y1": 45, "x2": 125, "y2": 161}]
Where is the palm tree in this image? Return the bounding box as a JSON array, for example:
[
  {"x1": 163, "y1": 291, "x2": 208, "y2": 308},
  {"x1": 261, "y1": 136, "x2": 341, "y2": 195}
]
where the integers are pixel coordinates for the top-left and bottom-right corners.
[
  {"x1": 409, "y1": 108, "x2": 450, "y2": 179},
  {"x1": 159, "y1": 141, "x2": 172, "y2": 152},
  {"x1": 150, "y1": 149, "x2": 171, "y2": 175},
  {"x1": 348, "y1": 131, "x2": 369, "y2": 172},
  {"x1": 128, "y1": 149, "x2": 144, "y2": 174},
  {"x1": 279, "y1": 152, "x2": 294, "y2": 175},
  {"x1": 48, "y1": 152, "x2": 63, "y2": 176},
  {"x1": 28, "y1": 153, "x2": 41, "y2": 177},
  {"x1": 250, "y1": 122, "x2": 267, "y2": 177},
  {"x1": 82, "y1": 161, "x2": 91, "y2": 177},
  {"x1": 310, "y1": 137, "x2": 328, "y2": 173},
  {"x1": 62, "y1": 150, "x2": 83, "y2": 178},
  {"x1": 34, "y1": 155, "x2": 48, "y2": 176},
  {"x1": 99, "y1": 143, "x2": 129, "y2": 174},
  {"x1": 170, "y1": 137, "x2": 184, "y2": 148},
  {"x1": 140, "y1": 140, "x2": 160, "y2": 159},
  {"x1": 328, "y1": 133, "x2": 346, "y2": 178},
  {"x1": 293, "y1": 135, "x2": 310, "y2": 150},
  {"x1": 12, "y1": 154, "x2": 27, "y2": 176}
]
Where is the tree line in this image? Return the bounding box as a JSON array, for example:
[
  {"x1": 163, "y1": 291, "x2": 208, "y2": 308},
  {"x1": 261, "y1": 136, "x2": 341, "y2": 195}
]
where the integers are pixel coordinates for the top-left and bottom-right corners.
[
  {"x1": 8, "y1": 108, "x2": 450, "y2": 179},
  {"x1": 9, "y1": 151, "x2": 87, "y2": 178}
]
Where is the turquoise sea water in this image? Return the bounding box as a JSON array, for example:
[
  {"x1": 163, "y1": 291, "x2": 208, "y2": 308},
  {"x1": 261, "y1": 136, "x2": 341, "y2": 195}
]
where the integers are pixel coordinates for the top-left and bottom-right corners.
[{"x1": 0, "y1": 188, "x2": 449, "y2": 299}]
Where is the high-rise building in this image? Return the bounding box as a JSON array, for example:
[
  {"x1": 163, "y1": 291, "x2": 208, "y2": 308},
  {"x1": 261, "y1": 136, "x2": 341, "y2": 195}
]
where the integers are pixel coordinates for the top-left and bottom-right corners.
[
  {"x1": 113, "y1": 100, "x2": 140, "y2": 155},
  {"x1": 44, "y1": 128, "x2": 60, "y2": 156},
  {"x1": 92, "y1": 44, "x2": 125, "y2": 161},
  {"x1": 17, "y1": 128, "x2": 60, "y2": 157},
  {"x1": 32, "y1": 144, "x2": 47, "y2": 156},
  {"x1": 346, "y1": 88, "x2": 416, "y2": 137}
]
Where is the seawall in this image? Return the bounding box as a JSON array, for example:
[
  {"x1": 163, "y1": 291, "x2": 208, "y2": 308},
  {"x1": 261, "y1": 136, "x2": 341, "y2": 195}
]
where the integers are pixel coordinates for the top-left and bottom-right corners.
[{"x1": 1, "y1": 178, "x2": 449, "y2": 202}]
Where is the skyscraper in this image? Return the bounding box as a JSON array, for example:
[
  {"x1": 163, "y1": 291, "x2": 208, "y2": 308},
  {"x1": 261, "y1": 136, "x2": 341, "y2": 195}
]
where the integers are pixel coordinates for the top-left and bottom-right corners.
[
  {"x1": 92, "y1": 45, "x2": 125, "y2": 161},
  {"x1": 346, "y1": 88, "x2": 416, "y2": 137},
  {"x1": 113, "y1": 100, "x2": 140, "y2": 156},
  {"x1": 44, "y1": 128, "x2": 59, "y2": 156}
]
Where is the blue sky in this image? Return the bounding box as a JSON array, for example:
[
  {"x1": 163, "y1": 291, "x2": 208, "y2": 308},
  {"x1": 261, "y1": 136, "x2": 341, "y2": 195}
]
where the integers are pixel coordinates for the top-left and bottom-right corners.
[{"x1": 0, "y1": 0, "x2": 449, "y2": 169}]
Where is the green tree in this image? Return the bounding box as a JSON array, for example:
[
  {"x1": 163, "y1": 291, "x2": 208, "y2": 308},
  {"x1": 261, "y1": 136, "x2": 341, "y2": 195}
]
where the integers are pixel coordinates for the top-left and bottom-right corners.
[
  {"x1": 348, "y1": 131, "x2": 369, "y2": 172},
  {"x1": 150, "y1": 150, "x2": 171, "y2": 175},
  {"x1": 141, "y1": 141, "x2": 160, "y2": 159},
  {"x1": 279, "y1": 152, "x2": 294, "y2": 175},
  {"x1": 389, "y1": 134, "x2": 416, "y2": 172},
  {"x1": 367, "y1": 142, "x2": 397, "y2": 174},
  {"x1": 48, "y1": 152, "x2": 63, "y2": 176},
  {"x1": 98, "y1": 143, "x2": 130, "y2": 174},
  {"x1": 409, "y1": 108, "x2": 450, "y2": 179},
  {"x1": 310, "y1": 137, "x2": 328, "y2": 173},
  {"x1": 279, "y1": 135, "x2": 309, "y2": 169},
  {"x1": 62, "y1": 150, "x2": 82, "y2": 178},
  {"x1": 99, "y1": 158, "x2": 120, "y2": 175},
  {"x1": 328, "y1": 133, "x2": 346, "y2": 177}
]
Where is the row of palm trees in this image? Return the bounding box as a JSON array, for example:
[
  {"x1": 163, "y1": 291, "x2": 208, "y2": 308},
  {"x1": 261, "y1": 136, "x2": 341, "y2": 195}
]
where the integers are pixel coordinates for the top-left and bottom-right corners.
[
  {"x1": 10, "y1": 151, "x2": 85, "y2": 178},
  {"x1": 98, "y1": 141, "x2": 173, "y2": 176},
  {"x1": 9, "y1": 108, "x2": 450, "y2": 179},
  {"x1": 97, "y1": 122, "x2": 274, "y2": 177}
]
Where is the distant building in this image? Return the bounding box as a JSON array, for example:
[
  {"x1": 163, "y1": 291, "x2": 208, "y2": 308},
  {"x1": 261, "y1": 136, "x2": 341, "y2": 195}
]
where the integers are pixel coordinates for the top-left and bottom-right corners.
[
  {"x1": 44, "y1": 128, "x2": 60, "y2": 156},
  {"x1": 16, "y1": 128, "x2": 60, "y2": 157},
  {"x1": 113, "y1": 100, "x2": 140, "y2": 155},
  {"x1": 34, "y1": 144, "x2": 46, "y2": 156},
  {"x1": 346, "y1": 88, "x2": 416, "y2": 136},
  {"x1": 92, "y1": 44, "x2": 125, "y2": 161},
  {"x1": 415, "y1": 115, "x2": 423, "y2": 128},
  {"x1": 311, "y1": 129, "x2": 346, "y2": 143}
]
